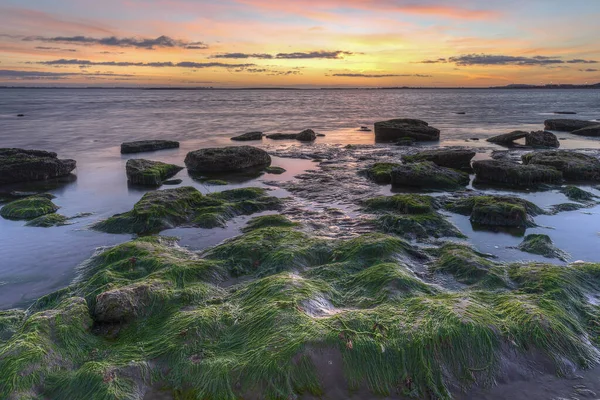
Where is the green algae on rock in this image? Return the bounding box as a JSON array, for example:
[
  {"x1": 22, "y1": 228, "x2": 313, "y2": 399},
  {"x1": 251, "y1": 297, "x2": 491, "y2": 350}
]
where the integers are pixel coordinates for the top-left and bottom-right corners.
[
  {"x1": 25, "y1": 213, "x2": 69, "y2": 227},
  {"x1": 445, "y1": 195, "x2": 543, "y2": 228},
  {"x1": 560, "y1": 185, "x2": 597, "y2": 202},
  {"x1": 402, "y1": 149, "x2": 476, "y2": 171},
  {"x1": 0, "y1": 148, "x2": 76, "y2": 185},
  {"x1": 362, "y1": 162, "x2": 400, "y2": 184},
  {"x1": 473, "y1": 159, "x2": 563, "y2": 187},
  {"x1": 241, "y1": 214, "x2": 299, "y2": 232},
  {"x1": 390, "y1": 161, "x2": 470, "y2": 190},
  {"x1": 265, "y1": 166, "x2": 286, "y2": 174},
  {"x1": 517, "y1": 234, "x2": 569, "y2": 261},
  {"x1": 125, "y1": 159, "x2": 183, "y2": 186},
  {"x1": 522, "y1": 150, "x2": 600, "y2": 182},
  {"x1": 92, "y1": 186, "x2": 282, "y2": 234},
  {"x1": 0, "y1": 195, "x2": 59, "y2": 220}
]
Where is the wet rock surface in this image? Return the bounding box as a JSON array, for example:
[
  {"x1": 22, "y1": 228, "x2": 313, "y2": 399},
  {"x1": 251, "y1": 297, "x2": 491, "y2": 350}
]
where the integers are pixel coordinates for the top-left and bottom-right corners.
[
  {"x1": 486, "y1": 130, "x2": 528, "y2": 145},
  {"x1": 120, "y1": 140, "x2": 180, "y2": 154},
  {"x1": 0, "y1": 148, "x2": 76, "y2": 185},
  {"x1": 525, "y1": 131, "x2": 560, "y2": 148},
  {"x1": 517, "y1": 234, "x2": 569, "y2": 261},
  {"x1": 0, "y1": 194, "x2": 59, "y2": 220},
  {"x1": 231, "y1": 131, "x2": 263, "y2": 141},
  {"x1": 402, "y1": 148, "x2": 476, "y2": 170},
  {"x1": 445, "y1": 195, "x2": 543, "y2": 228},
  {"x1": 572, "y1": 124, "x2": 600, "y2": 137},
  {"x1": 473, "y1": 159, "x2": 563, "y2": 187},
  {"x1": 522, "y1": 150, "x2": 600, "y2": 181},
  {"x1": 185, "y1": 145, "x2": 271, "y2": 173},
  {"x1": 374, "y1": 118, "x2": 440, "y2": 142},
  {"x1": 125, "y1": 159, "x2": 183, "y2": 186},
  {"x1": 544, "y1": 119, "x2": 598, "y2": 132},
  {"x1": 391, "y1": 161, "x2": 470, "y2": 190}
]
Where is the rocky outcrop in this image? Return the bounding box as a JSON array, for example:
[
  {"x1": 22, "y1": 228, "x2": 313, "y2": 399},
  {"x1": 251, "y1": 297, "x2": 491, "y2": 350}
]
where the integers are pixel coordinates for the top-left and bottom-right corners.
[
  {"x1": 571, "y1": 125, "x2": 600, "y2": 137},
  {"x1": 364, "y1": 163, "x2": 401, "y2": 184},
  {"x1": 0, "y1": 195, "x2": 59, "y2": 220},
  {"x1": 374, "y1": 119, "x2": 440, "y2": 142},
  {"x1": 402, "y1": 149, "x2": 476, "y2": 170},
  {"x1": 517, "y1": 234, "x2": 568, "y2": 261},
  {"x1": 390, "y1": 161, "x2": 469, "y2": 190},
  {"x1": 446, "y1": 195, "x2": 543, "y2": 228},
  {"x1": 185, "y1": 146, "x2": 271, "y2": 173},
  {"x1": 473, "y1": 160, "x2": 562, "y2": 187},
  {"x1": 522, "y1": 150, "x2": 600, "y2": 181},
  {"x1": 125, "y1": 159, "x2": 183, "y2": 186},
  {"x1": 231, "y1": 131, "x2": 263, "y2": 141},
  {"x1": 525, "y1": 131, "x2": 560, "y2": 148},
  {"x1": 544, "y1": 119, "x2": 598, "y2": 132},
  {"x1": 486, "y1": 131, "x2": 528, "y2": 145},
  {"x1": 120, "y1": 140, "x2": 180, "y2": 154},
  {"x1": 0, "y1": 148, "x2": 76, "y2": 185},
  {"x1": 296, "y1": 129, "x2": 317, "y2": 142}
]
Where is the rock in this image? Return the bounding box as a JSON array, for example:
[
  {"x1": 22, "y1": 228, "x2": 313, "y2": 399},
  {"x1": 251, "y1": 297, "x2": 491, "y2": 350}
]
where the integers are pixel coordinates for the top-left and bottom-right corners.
[
  {"x1": 0, "y1": 148, "x2": 76, "y2": 185},
  {"x1": 125, "y1": 159, "x2": 183, "y2": 186},
  {"x1": 364, "y1": 163, "x2": 401, "y2": 184},
  {"x1": 94, "y1": 283, "x2": 156, "y2": 322},
  {"x1": 0, "y1": 195, "x2": 59, "y2": 220},
  {"x1": 231, "y1": 131, "x2": 263, "y2": 141},
  {"x1": 296, "y1": 129, "x2": 317, "y2": 142},
  {"x1": 185, "y1": 146, "x2": 271, "y2": 173},
  {"x1": 402, "y1": 149, "x2": 476, "y2": 170},
  {"x1": 517, "y1": 234, "x2": 568, "y2": 261},
  {"x1": 265, "y1": 166, "x2": 286, "y2": 174},
  {"x1": 473, "y1": 160, "x2": 563, "y2": 187},
  {"x1": 266, "y1": 133, "x2": 298, "y2": 140},
  {"x1": 544, "y1": 119, "x2": 598, "y2": 132},
  {"x1": 316, "y1": 133, "x2": 326, "y2": 137},
  {"x1": 25, "y1": 213, "x2": 69, "y2": 227},
  {"x1": 455, "y1": 112, "x2": 466, "y2": 115},
  {"x1": 553, "y1": 111, "x2": 576, "y2": 115},
  {"x1": 571, "y1": 125, "x2": 600, "y2": 137},
  {"x1": 374, "y1": 119, "x2": 440, "y2": 142},
  {"x1": 446, "y1": 195, "x2": 543, "y2": 228},
  {"x1": 120, "y1": 140, "x2": 179, "y2": 154},
  {"x1": 486, "y1": 131, "x2": 528, "y2": 145},
  {"x1": 560, "y1": 186, "x2": 596, "y2": 202},
  {"x1": 470, "y1": 137, "x2": 480, "y2": 141},
  {"x1": 359, "y1": 126, "x2": 372, "y2": 132},
  {"x1": 390, "y1": 161, "x2": 469, "y2": 190},
  {"x1": 522, "y1": 150, "x2": 600, "y2": 181},
  {"x1": 395, "y1": 137, "x2": 416, "y2": 146},
  {"x1": 525, "y1": 131, "x2": 560, "y2": 148},
  {"x1": 163, "y1": 179, "x2": 183, "y2": 185},
  {"x1": 17, "y1": 114, "x2": 24, "y2": 117}
]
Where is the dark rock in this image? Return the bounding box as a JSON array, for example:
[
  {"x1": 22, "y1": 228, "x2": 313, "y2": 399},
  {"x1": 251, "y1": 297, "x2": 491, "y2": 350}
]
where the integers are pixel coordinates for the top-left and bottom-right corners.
[
  {"x1": 162, "y1": 179, "x2": 183, "y2": 185},
  {"x1": 120, "y1": 140, "x2": 179, "y2": 154},
  {"x1": 525, "y1": 131, "x2": 560, "y2": 148},
  {"x1": 185, "y1": 146, "x2": 271, "y2": 173},
  {"x1": 473, "y1": 160, "x2": 563, "y2": 187},
  {"x1": 544, "y1": 119, "x2": 598, "y2": 132},
  {"x1": 390, "y1": 161, "x2": 469, "y2": 190},
  {"x1": 359, "y1": 126, "x2": 372, "y2": 132},
  {"x1": 571, "y1": 125, "x2": 600, "y2": 137},
  {"x1": 455, "y1": 112, "x2": 466, "y2": 115},
  {"x1": 266, "y1": 133, "x2": 298, "y2": 140},
  {"x1": 126, "y1": 159, "x2": 183, "y2": 186},
  {"x1": 517, "y1": 234, "x2": 568, "y2": 261},
  {"x1": 296, "y1": 129, "x2": 317, "y2": 142},
  {"x1": 364, "y1": 163, "x2": 401, "y2": 184},
  {"x1": 395, "y1": 137, "x2": 416, "y2": 146},
  {"x1": 486, "y1": 131, "x2": 528, "y2": 145},
  {"x1": 0, "y1": 195, "x2": 59, "y2": 220},
  {"x1": 316, "y1": 133, "x2": 326, "y2": 137},
  {"x1": 374, "y1": 119, "x2": 440, "y2": 142},
  {"x1": 17, "y1": 114, "x2": 24, "y2": 117},
  {"x1": 265, "y1": 166, "x2": 286, "y2": 174},
  {"x1": 402, "y1": 149, "x2": 476, "y2": 170},
  {"x1": 470, "y1": 137, "x2": 480, "y2": 141},
  {"x1": 231, "y1": 131, "x2": 263, "y2": 141},
  {"x1": 522, "y1": 150, "x2": 600, "y2": 181},
  {"x1": 0, "y1": 148, "x2": 76, "y2": 185},
  {"x1": 553, "y1": 111, "x2": 577, "y2": 115}
]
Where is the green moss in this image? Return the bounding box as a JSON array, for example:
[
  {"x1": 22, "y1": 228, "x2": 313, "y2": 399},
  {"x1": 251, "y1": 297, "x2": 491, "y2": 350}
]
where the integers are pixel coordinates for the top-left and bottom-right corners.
[
  {"x1": 363, "y1": 194, "x2": 437, "y2": 214},
  {"x1": 0, "y1": 196, "x2": 59, "y2": 220},
  {"x1": 25, "y1": 213, "x2": 69, "y2": 227},
  {"x1": 203, "y1": 179, "x2": 228, "y2": 185},
  {"x1": 517, "y1": 234, "x2": 569, "y2": 261},
  {"x1": 242, "y1": 214, "x2": 299, "y2": 232},
  {"x1": 265, "y1": 166, "x2": 286, "y2": 174},
  {"x1": 445, "y1": 196, "x2": 543, "y2": 228},
  {"x1": 127, "y1": 160, "x2": 183, "y2": 186},
  {"x1": 363, "y1": 163, "x2": 400, "y2": 184},
  {"x1": 0, "y1": 310, "x2": 25, "y2": 342},
  {"x1": 561, "y1": 186, "x2": 596, "y2": 202},
  {"x1": 92, "y1": 186, "x2": 282, "y2": 235},
  {"x1": 550, "y1": 203, "x2": 586, "y2": 214}
]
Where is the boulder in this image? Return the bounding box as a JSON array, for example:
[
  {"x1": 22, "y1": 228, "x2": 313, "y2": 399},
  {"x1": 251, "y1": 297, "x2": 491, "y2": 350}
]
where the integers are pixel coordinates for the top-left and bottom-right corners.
[
  {"x1": 266, "y1": 133, "x2": 299, "y2": 140},
  {"x1": 473, "y1": 160, "x2": 562, "y2": 187},
  {"x1": 446, "y1": 195, "x2": 543, "y2": 228},
  {"x1": 364, "y1": 163, "x2": 401, "y2": 184},
  {"x1": 374, "y1": 119, "x2": 440, "y2": 142},
  {"x1": 0, "y1": 148, "x2": 76, "y2": 185},
  {"x1": 522, "y1": 150, "x2": 600, "y2": 181},
  {"x1": 402, "y1": 149, "x2": 476, "y2": 170},
  {"x1": 296, "y1": 129, "x2": 317, "y2": 142},
  {"x1": 544, "y1": 119, "x2": 598, "y2": 132},
  {"x1": 571, "y1": 125, "x2": 600, "y2": 137},
  {"x1": 525, "y1": 131, "x2": 560, "y2": 148},
  {"x1": 125, "y1": 159, "x2": 183, "y2": 186},
  {"x1": 94, "y1": 284, "x2": 156, "y2": 322},
  {"x1": 0, "y1": 195, "x2": 59, "y2": 220},
  {"x1": 486, "y1": 131, "x2": 528, "y2": 145},
  {"x1": 120, "y1": 140, "x2": 179, "y2": 154},
  {"x1": 231, "y1": 131, "x2": 263, "y2": 141},
  {"x1": 517, "y1": 234, "x2": 568, "y2": 261},
  {"x1": 390, "y1": 161, "x2": 469, "y2": 190},
  {"x1": 185, "y1": 146, "x2": 271, "y2": 173}
]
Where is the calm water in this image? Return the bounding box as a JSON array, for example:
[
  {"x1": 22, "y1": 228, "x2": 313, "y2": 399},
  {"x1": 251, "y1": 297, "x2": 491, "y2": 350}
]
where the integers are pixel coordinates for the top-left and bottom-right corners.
[{"x1": 1, "y1": 88, "x2": 600, "y2": 309}]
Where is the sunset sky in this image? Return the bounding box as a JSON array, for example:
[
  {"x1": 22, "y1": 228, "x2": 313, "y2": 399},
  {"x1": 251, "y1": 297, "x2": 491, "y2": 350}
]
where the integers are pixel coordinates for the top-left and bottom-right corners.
[{"x1": 1, "y1": 0, "x2": 599, "y2": 87}]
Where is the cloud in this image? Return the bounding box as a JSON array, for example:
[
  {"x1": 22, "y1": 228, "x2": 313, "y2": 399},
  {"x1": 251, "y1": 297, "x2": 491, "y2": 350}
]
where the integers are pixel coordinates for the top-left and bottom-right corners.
[
  {"x1": 276, "y1": 50, "x2": 354, "y2": 59},
  {"x1": 568, "y1": 59, "x2": 598, "y2": 64},
  {"x1": 417, "y1": 54, "x2": 598, "y2": 66},
  {"x1": 35, "y1": 46, "x2": 77, "y2": 52},
  {"x1": 331, "y1": 73, "x2": 432, "y2": 78},
  {"x1": 22, "y1": 35, "x2": 208, "y2": 50},
  {"x1": 580, "y1": 68, "x2": 599, "y2": 72},
  {"x1": 0, "y1": 69, "x2": 134, "y2": 80},
  {"x1": 212, "y1": 53, "x2": 273, "y2": 59},
  {"x1": 37, "y1": 59, "x2": 254, "y2": 69}
]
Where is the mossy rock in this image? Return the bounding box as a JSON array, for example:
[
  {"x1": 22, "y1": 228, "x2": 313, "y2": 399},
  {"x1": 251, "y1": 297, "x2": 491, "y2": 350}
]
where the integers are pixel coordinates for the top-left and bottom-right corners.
[
  {"x1": 517, "y1": 234, "x2": 569, "y2": 261},
  {"x1": 549, "y1": 203, "x2": 586, "y2": 214},
  {"x1": 391, "y1": 161, "x2": 469, "y2": 190},
  {"x1": 522, "y1": 151, "x2": 600, "y2": 182},
  {"x1": 202, "y1": 179, "x2": 228, "y2": 185},
  {"x1": 363, "y1": 194, "x2": 438, "y2": 214},
  {"x1": 125, "y1": 159, "x2": 183, "y2": 186},
  {"x1": 402, "y1": 149, "x2": 476, "y2": 170},
  {"x1": 473, "y1": 159, "x2": 563, "y2": 187},
  {"x1": 25, "y1": 213, "x2": 69, "y2": 227},
  {"x1": 561, "y1": 186, "x2": 596, "y2": 202},
  {"x1": 0, "y1": 148, "x2": 76, "y2": 185},
  {"x1": 0, "y1": 196, "x2": 59, "y2": 220},
  {"x1": 242, "y1": 214, "x2": 299, "y2": 232},
  {"x1": 446, "y1": 195, "x2": 543, "y2": 228},
  {"x1": 363, "y1": 163, "x2": 400, "y2": 184},
  {"x1": 92, "y1": 186, "x2": 282, "y2": 235},
  {"x1": 265, "y1": 166, "x2": 286, "y2": 174}
]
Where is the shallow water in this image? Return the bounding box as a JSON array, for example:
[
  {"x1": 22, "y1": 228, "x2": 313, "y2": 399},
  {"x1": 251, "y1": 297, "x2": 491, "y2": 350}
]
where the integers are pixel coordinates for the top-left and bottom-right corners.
[{"x1": 1, "y1": 88, "x2": 600, "y2": 308}]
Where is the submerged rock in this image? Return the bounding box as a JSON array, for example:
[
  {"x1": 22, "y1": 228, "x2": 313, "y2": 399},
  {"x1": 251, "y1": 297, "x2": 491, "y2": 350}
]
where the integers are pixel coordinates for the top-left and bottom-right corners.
[
  {"x1": 0, "y1": 195, "x2": 59, "y2": 220},
  {"x1": 0, "y1": 148, "x2": 76, "y2": 185},
  {"x1": 125, "y1": 159, "x2": 183, "y2": 186},
  {"x1": 572, "y1": 125, "x2": 600, "y2": 137},
  {"x1": 231, "y1": 131, "x2": 263, "y2": 141},
  {"x1": 445, "y1": 195, "x2": 543, "y2": 228},
  {"x1": 374, "y1": 118, "x2": 440, "y2": 142},
  {"x1": 185, "y1": 146, "x2": 271, "y2": 173},
  {"x1": 363, "y1": 162, "x2": 401, "y2": 184},
  {"x1": 92, "y1": 186, "x2": 282, "y2": 234},
  {"x1": 517, "y1": 234, "x2": 568, "y2": 261},
  {"x1": 472, "y1": 159, "x2": 562, "y2": 187},
  {"x1": 525, "y1": 131, "x2": 560, "y2": 148},
  {"x1": 402, "y1": 149, "x2": 476, "y2": 170},
  {"x1": 390, "y1": 161, "x2": 469, "y2": 190},
  {"x1": 265, "y1": 166, "x2": 286, "y2": 174},
  {"x1": 486, "y1": 131, "x2": 528, "y2": 145},
  {"x1": 120, "y1": 140, "x2": 180, "y2": 154},
  {"x1": 522, "y1": 150, "x2": 600, "y2": 181},
  {"x1": 561, "y1": 185, "x2": 596, "y2": 202},
  {"x1": 25, "y1": 213, "x2": 69, "y2": 227},
  {"x1": 544, "y1": 119, "x2": 598, "y2": 132}
]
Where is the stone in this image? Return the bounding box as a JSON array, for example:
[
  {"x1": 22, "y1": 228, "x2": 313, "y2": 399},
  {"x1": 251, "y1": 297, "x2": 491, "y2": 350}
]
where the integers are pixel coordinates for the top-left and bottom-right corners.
[
  {"x1": 125, "y1": 159, "x2": 183, "y2": 186},
  {"x1": 486, "y1": 131, "x2": 528, "y2": 145},
  {"x1": 473, "y1": 160, "x2": 563, "y2": 187},
  {"x1": 390, "y1": 161, "x2": 469, "y2": 190},
  {"x1": 266, "y1": 133, "x2": 298, "y2": 140},
  {"x1": 265, "y1": 166, "x2": 286, "y2": 174},
  {"x1": 0, "y1": 195, "x2": 59, "y2": 220},
  {"x1": 544, "y1": 119, "x2": 598, "y2": 132},
  {"x1": 374, "y1": 119, "x2": 440, "y2": 142},
  {"x1": 120, "y1": 140, "x2": 179, "y2": 154},
  {"x1": 364, "y1": 163, "x2": 401, "y2": 184},
  {"x1": 446, "y1": 195, "x2": 543, "y2": 228},
  {"x1": 296, "y1": 129, "x2": 317, "y2": 142},
  {"x1": 0, "y1": 148, "x2": 76, "y2": 185},
  {"x1": 231, "y1": 131, "x2": 263, "y2": 141},
  {"x1": 94, "y1": 283, "x2": 156, "y2": 323},
  {"x1": 185, "y1": 146, "x2": 271, "y2": 173},
  {"x1": 525, "y1": 131, "x2": 560, "y2": 148},
  {"x1": 517, "y1": 234, "x2": 568, "y2": 261},
  {"x1": 571, "y1": 125, "x2": 600, "y2": 137},
  {"x1": 163, "y1": 179, "x2": 183, "y2": 185},
  {"x1": 522, "y1": 150, "x2": 600, "y2": 181},
  {"x1": 402, "y1": 149, "x2": 476, "y2": 170}
]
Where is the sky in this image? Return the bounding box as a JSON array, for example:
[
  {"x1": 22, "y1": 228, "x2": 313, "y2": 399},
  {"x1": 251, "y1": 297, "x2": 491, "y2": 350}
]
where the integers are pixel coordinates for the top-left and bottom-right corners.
[{"x1": 0, "y1": 0, "x2": 599, "y2": 87}]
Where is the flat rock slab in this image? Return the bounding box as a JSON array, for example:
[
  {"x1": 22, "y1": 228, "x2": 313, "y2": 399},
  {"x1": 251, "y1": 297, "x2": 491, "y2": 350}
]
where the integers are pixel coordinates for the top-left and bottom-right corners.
[
  {"x1": 522, "y1": 150, "x2": 600, "y2": 181},
  {"x1": 374, "y1": 118, "x2": 440, "y2": 142},
  {"x1": 231, "y1": 131, "x2": 263, "y2": 141},
  {"x1": 125, "y1": 159, "x2": 183, "y2": 186},
  {"x1": 473, "y1": 160, "x2": 563, "y2": 187},
  {"x1": 266, "y1": 129, "x2": 317, "y2": 141},
  {"x1": 486, "y1": 131, "x2": 528, "y2": 145},
  {"x1": 120, "y1": 140, "x2": 180, "y2": 154},
  {"x1": 572, "y1": 125, "x2": 600, "y2": 137},
  {"x1": 402, "y1": 149, "x2": 476, "y2": 170},
  {"x1": 0, "y1": 148, "x2": 76, "y2": 185},
  {"x1": 544, "y1": 119, "x2": 598, "y2": 132},
  {"x1": 185, "y1": 146, "x2": 271, "y2": 173},
  {"x1": 391, "y1": 161, "x2": 469, "y2": 190}
]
